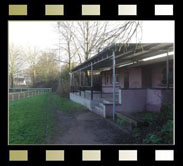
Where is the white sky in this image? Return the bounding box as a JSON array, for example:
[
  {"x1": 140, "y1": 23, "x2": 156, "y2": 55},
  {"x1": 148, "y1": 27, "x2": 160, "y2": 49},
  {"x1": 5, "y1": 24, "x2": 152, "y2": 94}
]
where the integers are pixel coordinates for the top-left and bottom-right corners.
[{"x1": 9, "y1": 21, "x2": 174, "y2": 51}]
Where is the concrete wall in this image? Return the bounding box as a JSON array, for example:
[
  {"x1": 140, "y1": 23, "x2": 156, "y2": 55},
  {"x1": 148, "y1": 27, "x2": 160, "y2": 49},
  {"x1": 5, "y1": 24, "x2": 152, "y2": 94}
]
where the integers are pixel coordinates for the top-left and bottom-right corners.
[
  {"x1": 118, "y1": 89, "x2": 147, "y2": 113},
  {"x1": 70, "y1": 93, "x2": 99, "y2": 111},
  {"x1": 117, "y1": 88, "x2": 173, "y2": 113},
  {"x1": 161, "y1": 89, "x2": 173, "y2": 105},
  {"x1": 146, "y1": 89, "x2": 173, "y2": 112},
  {"x1": 104, "y1": 104, "x2": 123, "y2": 118},
  {"x1": 146, "y1": 89, "x2": 162, "y2": 112}
]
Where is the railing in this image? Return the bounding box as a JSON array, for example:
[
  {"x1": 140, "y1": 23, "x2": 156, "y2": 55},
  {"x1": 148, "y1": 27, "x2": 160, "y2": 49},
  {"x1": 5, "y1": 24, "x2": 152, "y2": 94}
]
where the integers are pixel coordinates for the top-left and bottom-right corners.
[
  {"x1": 9, "y1": 88, "x2": 52, "y2": 101},
  {"x1": 71, "y1": 85, "x2": 102, "y2": 100}
]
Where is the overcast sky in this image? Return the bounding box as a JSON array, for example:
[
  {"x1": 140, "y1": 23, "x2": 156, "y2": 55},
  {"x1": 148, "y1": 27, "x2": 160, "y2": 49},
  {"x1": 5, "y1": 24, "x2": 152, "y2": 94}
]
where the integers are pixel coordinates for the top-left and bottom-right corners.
[{"x1": 9, "y1": 21, "x2": 174, "y2": 51}]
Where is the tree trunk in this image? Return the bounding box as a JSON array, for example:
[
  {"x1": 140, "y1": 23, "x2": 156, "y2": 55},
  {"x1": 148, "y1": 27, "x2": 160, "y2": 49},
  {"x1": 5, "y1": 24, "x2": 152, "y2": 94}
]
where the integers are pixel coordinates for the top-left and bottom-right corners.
[{"x1": 11, "y1": 74, "x2": 14, "y2": 88}]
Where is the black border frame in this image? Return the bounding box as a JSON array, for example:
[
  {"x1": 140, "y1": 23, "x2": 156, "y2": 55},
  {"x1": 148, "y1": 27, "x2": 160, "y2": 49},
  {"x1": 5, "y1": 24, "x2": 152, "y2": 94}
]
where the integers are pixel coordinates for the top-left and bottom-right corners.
[{"x1": 0, "y1": 0, "x2": 180, "y2": 165}]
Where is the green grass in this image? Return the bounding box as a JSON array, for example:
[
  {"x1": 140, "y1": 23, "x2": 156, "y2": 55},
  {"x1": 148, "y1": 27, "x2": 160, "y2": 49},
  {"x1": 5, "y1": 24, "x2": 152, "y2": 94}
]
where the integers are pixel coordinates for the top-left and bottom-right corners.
[
  {"x1": 9, "y1": 93, "x2": 87, "y2": 144},
  {"x1": 51, "y1": 94, "x2": 87, "y2": 113},
  {"x1": 9, "y1": 94, "x2": 56, "y2": 145}
]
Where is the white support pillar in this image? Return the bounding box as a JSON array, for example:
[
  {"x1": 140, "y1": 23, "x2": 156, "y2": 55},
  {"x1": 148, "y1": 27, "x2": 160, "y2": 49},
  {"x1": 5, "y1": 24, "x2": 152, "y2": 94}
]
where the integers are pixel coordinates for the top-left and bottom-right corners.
[
  {"x1": 119, "y1": 88, "x2": 122, "y2": 104},
  {"x1": 112, "y1": 51, "x2": 116, "y2": 121},
  {"x1": 69, "y1": 72, "x2": 72, "y2": 92}
]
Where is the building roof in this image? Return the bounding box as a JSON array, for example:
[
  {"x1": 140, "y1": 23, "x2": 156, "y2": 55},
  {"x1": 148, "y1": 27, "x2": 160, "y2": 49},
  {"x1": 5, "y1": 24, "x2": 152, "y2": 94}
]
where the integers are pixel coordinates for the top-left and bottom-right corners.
[
  {"x1": 14, "y1": 77, "x2": 25, "y2": 82},
  {"x1": 72, "y1": 43, "x2": 173, "y2": 72}
]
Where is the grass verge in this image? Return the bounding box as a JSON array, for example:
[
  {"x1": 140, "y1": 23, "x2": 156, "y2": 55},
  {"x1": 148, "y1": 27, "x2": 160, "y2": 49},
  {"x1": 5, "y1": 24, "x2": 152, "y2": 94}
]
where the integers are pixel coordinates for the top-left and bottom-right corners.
[
  {"x1": 9, "y1": 94, "x2": 55, "y2": 145},
  {"x1": 51, "y1": 94, "x2": 87, "y2": 113}
]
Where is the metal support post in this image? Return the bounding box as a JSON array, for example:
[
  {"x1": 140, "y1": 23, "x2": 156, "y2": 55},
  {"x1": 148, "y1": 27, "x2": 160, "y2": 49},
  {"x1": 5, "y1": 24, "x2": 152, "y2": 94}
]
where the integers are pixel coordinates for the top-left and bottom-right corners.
[
  {"x1": 79, "y1": 70, "x2": 81, "y2": 96},
  {"x1": 91, "y1": 62, "x2": 93, "y2": 100},
  {"x1": 166, "y1": 51, "x2": 169, "y2": 88},
  {"x1": 112, "y1": 51, "x2": 116, "y2": 121}
]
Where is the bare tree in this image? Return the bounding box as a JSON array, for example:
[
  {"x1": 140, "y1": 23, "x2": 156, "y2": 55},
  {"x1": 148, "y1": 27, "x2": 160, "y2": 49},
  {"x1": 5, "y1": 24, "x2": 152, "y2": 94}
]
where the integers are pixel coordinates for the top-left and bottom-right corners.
[
  {"x1": 24, "y1": 47, "x2": 40, "y2": 87},
  {"x1": 9, "y1": 44, "x2": 26, "y2": 88},
  {"x1": 66, "y1": 21, "x2": 142, "y2": 62},
  {"x1": 56, "y1": 21, "x2": 142, "y2": 64},
  {"x1": 56, "y1": 21, "x2": 142, "y2": 85},
  {"x1": 56, "y1": 22, "x2": 79, "y2": 71}
]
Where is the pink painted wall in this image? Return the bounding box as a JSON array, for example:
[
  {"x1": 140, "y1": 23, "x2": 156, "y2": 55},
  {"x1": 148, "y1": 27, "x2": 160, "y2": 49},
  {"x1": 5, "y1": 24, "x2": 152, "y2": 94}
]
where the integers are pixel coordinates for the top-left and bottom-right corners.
[
  {"x1": 129, "y1": 67, "x2": 142, "y2": 88},
  {"x1": 102, "y1": 67, "x2": 142, "y2": 92},
  {"x1": 118, "y1": 89, "x2": 147, "y2": 113},
  {"x1": 101, "y1": 70, "x2": 121, "y2": 93},
  {"x1": 151, "y1": 64, "x2": 165, "y2": 88},
  {"x1": 113, "y1": 89, "x2": 173, "y2": 114},
  {"x1": 102, "y1": 63, "x2": 171, "y2": 92},
  {"x1": 146, "y1": 89, "x2": 162, "y2": 112}
]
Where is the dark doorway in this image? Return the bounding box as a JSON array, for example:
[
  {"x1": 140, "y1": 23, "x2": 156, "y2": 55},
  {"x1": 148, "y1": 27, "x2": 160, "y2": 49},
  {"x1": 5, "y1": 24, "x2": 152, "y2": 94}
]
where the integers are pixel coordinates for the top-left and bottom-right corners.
[
  {"x1": 124, "y1": 72, "x2": 129, "y2": 89},
  {"x1": 142, "y1": 67, "x2": 152, "y2": 88}
]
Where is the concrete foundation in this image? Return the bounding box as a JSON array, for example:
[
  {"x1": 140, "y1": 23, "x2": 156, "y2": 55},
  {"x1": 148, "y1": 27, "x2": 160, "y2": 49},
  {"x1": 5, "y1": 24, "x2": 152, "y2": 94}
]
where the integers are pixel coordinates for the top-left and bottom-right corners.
[
  {"x1": 70, "y1": 88, "x2": 173, "y2": 118},
  {"x1": 70, "y1": 93, "x2": 99, "y2": 111}
]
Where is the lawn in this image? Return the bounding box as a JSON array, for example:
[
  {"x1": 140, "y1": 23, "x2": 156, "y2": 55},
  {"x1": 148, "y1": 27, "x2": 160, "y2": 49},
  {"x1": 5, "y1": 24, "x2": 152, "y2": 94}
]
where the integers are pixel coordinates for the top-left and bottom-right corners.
[
  {"x1": 51, "y1": 94, "x2": 87, "y2": 113},
  {"x1": 9, "y1": 94, "x2": 55, "y2": 144},
  {"x1": 9, "y1": 93, "x2": 87, "y2": 144}
]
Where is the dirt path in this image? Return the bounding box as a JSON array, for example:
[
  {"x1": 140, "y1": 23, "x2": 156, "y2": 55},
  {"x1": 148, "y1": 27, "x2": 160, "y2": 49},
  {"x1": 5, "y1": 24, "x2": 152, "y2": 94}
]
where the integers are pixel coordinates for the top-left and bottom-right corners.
[{"x1": 48, "y1": 96, "x2": 134, "y2": 144}]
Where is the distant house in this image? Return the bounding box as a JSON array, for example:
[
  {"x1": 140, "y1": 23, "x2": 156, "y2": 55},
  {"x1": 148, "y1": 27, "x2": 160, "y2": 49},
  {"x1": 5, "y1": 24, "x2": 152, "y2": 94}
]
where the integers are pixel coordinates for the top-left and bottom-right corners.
[
  {"x1": 69, "y1": 43, "x2": 174, "y2": 118},
  {"x1": 14, "y1": 77, "x2": 27, "y2": 86}
]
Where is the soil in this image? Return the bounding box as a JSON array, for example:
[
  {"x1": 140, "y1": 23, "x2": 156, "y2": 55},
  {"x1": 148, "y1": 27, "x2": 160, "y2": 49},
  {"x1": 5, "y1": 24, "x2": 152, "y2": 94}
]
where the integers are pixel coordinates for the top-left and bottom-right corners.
[{"x1": 48, "y1": 95, "x2": 135, "y2": 144}]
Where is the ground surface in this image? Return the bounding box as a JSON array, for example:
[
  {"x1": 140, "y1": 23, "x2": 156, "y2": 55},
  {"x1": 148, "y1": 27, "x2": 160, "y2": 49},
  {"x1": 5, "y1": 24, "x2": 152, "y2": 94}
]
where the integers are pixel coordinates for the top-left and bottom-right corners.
[
  {"x1": 9, "y1": 93, "x2": 135, "y2": 145},
  {"x1": 9, "y1": 94, "x2": 55, "y2": 144},
  {"x1": 48, "y1": 95, "x2": 133, "y2": 144}
]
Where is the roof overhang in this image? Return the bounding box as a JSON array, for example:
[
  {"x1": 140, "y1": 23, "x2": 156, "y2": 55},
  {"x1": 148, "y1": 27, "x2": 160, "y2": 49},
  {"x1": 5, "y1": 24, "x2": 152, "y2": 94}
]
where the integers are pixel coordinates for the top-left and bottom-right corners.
[{"x1": 71, "y1": 43, "x2": 174, "y2": 73}]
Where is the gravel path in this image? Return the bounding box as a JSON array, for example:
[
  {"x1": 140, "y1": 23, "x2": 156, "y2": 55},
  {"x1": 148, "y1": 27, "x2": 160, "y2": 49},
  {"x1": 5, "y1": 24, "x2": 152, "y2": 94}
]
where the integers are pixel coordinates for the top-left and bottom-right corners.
[{"x1": 48, "y1": 96, "x2": 134, "y2": 145}]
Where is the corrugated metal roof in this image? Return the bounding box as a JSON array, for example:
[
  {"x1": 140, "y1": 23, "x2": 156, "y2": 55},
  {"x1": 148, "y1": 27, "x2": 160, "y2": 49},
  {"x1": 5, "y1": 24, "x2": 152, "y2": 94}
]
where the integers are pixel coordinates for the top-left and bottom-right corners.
[{"x1": 72, "y1": 43, "x2": 173, "y2": 72}]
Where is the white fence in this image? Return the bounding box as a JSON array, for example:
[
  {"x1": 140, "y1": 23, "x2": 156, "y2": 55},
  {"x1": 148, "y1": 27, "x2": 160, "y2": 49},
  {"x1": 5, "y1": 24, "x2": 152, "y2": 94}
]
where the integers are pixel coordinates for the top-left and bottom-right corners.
[{"x1": 9, "y1": 88, "x2": 52, "y2": 102}]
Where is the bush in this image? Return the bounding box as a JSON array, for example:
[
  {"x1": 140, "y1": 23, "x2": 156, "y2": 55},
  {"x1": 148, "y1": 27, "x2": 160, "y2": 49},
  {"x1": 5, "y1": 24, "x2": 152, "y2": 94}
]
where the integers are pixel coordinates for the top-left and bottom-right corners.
[
  {"x1": 116, "y1": 118, "x2": 126, "y2": 126},
  {"x1": 143, "y1": 133, "x2": 162, "y2": 144},
  {"x1": 132, "y1": 104, "x2": 173, "y2": 144}
]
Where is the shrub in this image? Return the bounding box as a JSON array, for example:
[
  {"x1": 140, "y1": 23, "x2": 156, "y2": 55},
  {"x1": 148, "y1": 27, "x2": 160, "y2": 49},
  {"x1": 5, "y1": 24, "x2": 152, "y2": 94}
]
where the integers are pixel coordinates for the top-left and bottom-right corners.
[
  {"x1": 132, "y1": 104, "x2": 173, "y2": 144},
  {"x1": 116, "y1": 118, "x2": 128, "y2": 126},
  {"x1": 143, "y1": 133, "x2": 162, "y2": 144}
]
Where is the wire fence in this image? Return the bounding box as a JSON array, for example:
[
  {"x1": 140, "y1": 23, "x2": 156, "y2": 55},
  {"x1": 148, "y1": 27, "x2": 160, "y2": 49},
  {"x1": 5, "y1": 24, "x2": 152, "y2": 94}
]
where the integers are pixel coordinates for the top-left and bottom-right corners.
[{"x1": 9, "y1": 88, "x2": 52, "y2": 102}]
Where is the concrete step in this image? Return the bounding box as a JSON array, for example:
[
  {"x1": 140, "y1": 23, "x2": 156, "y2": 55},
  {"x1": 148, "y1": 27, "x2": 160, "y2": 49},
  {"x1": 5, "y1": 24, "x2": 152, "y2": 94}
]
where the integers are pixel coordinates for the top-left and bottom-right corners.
[
  {"x1": 103, "y1": 100, "x2": 119, "y2": 104},
  {"x1": 99, "y1": 103, "x2": 105, "y2": 107},
  {"x1": 93, "y1": 105, "x2": 105, "y2": 118},
  {"x1": 95, "y1": 105, "x2": 104, "y2": 112}
]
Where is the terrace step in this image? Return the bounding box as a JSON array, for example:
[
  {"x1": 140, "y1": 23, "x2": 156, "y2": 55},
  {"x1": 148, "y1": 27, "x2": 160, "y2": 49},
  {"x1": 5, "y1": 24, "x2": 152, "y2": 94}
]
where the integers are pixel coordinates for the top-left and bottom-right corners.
[
  {"x1": 93, "y1": 105, "x2": 105, "y2": 118},
  {"x1": 102, "y1": 99, "x2": 119, "y2": 104},
  {"x1": 99, "y1": 103, "x2": 105, "y2": 107},
  {"x1": 115, "y1": 112, "x2": 149, "y2": 128}
]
